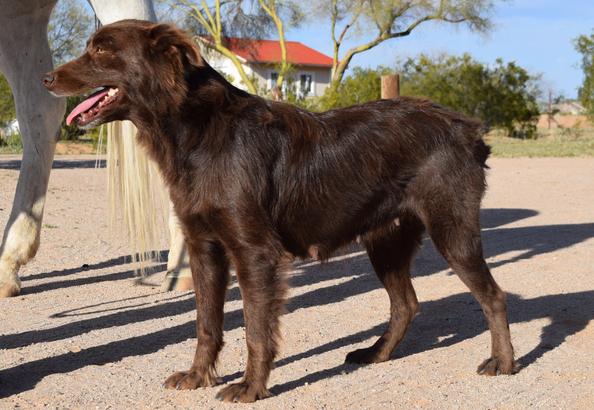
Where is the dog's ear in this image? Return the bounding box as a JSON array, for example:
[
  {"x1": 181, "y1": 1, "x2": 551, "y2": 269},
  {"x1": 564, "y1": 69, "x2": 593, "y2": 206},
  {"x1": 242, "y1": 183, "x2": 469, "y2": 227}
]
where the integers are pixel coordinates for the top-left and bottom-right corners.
[{"x1": 148, "y1": 23, "x2": 203, "y2": 67}]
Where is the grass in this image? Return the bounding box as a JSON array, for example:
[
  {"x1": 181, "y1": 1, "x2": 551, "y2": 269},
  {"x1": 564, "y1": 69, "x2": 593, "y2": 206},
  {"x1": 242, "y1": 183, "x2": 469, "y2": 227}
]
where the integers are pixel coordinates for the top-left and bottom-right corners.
[
  {"x1": 0, "y1": 130, "x2": 106, "y2": 155},
  {"x1": 0, "y1": 133, "x2": 23, "y2": 154},
  {"x1": 486, "y1": 128, "x2": 594, "y2": 158},
  {"x1": 0, "y1": 146, "x2": 20, "y2": 154},
  {"x1": 0, "y1": 140, "x2": 103, "y2": 155}
]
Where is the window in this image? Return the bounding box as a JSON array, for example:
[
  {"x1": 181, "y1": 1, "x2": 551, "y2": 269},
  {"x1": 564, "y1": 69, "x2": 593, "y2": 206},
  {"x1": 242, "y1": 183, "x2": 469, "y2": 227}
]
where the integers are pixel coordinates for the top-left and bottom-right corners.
[
  {"x1": 270, "y1": 71, "x2": 314, "y2": 97},
  {"x1": 270, "y1": 71, "x2": 279, "y2": 90},
  {"x1": 299, "y1": 73, "x2": 313, "y2": 96}
]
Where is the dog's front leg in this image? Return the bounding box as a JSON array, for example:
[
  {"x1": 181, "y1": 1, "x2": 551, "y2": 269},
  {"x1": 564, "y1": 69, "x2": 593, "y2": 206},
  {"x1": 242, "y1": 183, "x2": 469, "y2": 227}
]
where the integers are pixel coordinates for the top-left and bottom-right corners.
[
  {"x1": 164, "y1": 236, "x2": 229, "y2": 390},
  {"x1": 215, "y1": 228, "x2": 287, "y2": 403}
]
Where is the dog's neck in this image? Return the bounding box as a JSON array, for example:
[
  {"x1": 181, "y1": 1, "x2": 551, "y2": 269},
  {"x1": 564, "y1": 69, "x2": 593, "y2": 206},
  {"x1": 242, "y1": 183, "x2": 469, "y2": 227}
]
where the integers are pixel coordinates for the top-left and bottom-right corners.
[{"x1": 129, "y1": 61, "x2": 251, "y2": 185}]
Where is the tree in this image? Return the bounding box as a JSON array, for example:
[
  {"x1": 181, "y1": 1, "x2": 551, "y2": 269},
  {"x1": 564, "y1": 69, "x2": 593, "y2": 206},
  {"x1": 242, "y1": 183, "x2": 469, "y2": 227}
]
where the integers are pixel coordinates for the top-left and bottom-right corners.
[
  {"x1": 398, "y1": 54, "x2": 541, "y2": 137},
  {"x1": 168, "y1": 0, "x2": 269, "y2": 94},
  {"x1": 48, "y1": 0, "x2": 93, "y2": 139},
  {"x1": 169, "y1": 0, "x2": 301, "y2": 98},
  {"x1": 322, "y1": 0, "x2": 495, "y2": 91},
  {"x1": 257, "y1": 0, "x2": 303, "y2": 99},
  {"x1": 49, "y1": 0, "x2": 93, "y2": 65},
  {"x1": 0, "y1": 75, "x2": 15, "y2": 128},
  {"x1": 575, "y1": 31, "x2": 594, "y2": 120}
]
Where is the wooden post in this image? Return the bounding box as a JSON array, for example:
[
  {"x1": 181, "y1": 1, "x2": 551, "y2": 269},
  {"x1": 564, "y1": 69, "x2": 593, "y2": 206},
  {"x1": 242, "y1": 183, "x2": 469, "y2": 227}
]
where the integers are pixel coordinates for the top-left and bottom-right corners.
[
  {"x1": 381, "y1": 74, "x2": 400, "y2": 99},
  {"x1": 548, "y1": 90, "x2": 552, "y2": 129}
]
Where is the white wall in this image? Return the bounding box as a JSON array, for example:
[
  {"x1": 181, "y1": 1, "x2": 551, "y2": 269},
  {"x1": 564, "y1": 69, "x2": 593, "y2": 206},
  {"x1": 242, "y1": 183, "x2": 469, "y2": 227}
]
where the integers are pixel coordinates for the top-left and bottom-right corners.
[
  {"x1": 204, "y1": 52, "x2": 252, "y2": 89},
  {"x1": 258, "y1": 65, "x2": 331, "y2": 97},
  {"x1": 200, "y1": 45, "x2": 332, "y2": 97}
]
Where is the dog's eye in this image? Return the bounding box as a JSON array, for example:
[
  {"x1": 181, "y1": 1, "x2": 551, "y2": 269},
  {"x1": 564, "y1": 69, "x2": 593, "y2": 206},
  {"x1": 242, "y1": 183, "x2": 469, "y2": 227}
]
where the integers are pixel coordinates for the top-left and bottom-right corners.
[{"x1": 95, "y1": 46, "x2": 104, "y2": 54}]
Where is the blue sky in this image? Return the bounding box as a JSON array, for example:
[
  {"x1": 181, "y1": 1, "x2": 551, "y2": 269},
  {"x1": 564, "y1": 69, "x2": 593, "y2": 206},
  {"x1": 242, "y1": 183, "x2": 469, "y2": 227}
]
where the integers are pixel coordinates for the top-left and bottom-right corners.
[{"x1": 286, "y1": 0, "x2": 594, "y2": 100}]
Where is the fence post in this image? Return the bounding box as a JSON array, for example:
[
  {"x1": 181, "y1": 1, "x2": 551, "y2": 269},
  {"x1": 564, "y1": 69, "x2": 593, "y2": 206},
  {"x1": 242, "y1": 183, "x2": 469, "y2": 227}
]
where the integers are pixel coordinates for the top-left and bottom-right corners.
[{"x1": 381, "y1": 74, "x2": 400, "y2": 99}]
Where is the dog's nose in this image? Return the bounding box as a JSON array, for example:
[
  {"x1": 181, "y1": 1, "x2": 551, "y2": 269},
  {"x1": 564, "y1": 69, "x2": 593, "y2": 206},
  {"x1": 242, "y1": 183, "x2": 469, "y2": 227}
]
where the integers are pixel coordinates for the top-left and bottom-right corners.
[{"x1": 42, "y1": 72, "x2": 55, "y2": 88}]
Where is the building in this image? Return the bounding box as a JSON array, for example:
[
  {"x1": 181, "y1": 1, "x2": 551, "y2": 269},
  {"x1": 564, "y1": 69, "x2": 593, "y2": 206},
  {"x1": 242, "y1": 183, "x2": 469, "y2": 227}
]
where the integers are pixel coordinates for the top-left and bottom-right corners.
[
  {"x1": 0, "y1": 118, "x2": 19, "y2": 141},
  {"x1": 537, "y1": 100, "x2": 592, "y2": 129},
  {"x1": 198, "y1": 38, "x2": 334, "y2": 98},
  {"x1": 552, "y1": 101, "x2": 586, "y2": 115}
]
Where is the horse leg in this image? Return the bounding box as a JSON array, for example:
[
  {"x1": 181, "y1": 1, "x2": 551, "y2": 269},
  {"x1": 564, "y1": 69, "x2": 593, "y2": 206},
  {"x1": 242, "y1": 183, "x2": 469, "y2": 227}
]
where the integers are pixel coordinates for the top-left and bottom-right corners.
[
  {"x1": 89, "y1": 0, "x2": 156, "y2": 23},
  {"x1": 161, "y1": 203, "x2": 193, "y2": 291},
  {"x1": 0, "y1": 0, "x2": 65, "y2": 297}
]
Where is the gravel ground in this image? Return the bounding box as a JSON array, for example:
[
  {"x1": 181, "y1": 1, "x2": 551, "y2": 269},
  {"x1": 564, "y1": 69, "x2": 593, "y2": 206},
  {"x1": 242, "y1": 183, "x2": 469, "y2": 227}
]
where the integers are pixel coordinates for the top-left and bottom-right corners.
[{"x1": 0, "y1": 156, "x2": 593, "y2": 409}]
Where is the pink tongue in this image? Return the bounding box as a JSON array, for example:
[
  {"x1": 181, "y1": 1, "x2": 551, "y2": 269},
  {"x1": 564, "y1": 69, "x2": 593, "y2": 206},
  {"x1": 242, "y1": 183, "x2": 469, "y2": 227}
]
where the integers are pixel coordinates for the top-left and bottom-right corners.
[{"x1": 66, "y1": 89, "x2": 109, "y2": 126}]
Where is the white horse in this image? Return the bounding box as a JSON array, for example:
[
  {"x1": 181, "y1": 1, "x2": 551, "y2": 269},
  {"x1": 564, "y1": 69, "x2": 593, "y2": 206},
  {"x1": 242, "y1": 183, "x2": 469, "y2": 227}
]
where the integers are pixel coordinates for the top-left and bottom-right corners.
[{"x1": 0, "y1": 0, "x2": 192, "y2": 298}]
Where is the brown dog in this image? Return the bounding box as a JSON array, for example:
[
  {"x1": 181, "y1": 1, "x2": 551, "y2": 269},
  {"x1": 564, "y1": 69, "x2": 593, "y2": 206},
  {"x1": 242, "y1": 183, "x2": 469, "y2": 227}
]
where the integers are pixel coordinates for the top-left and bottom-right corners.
[{"x1": 43, "y1": 20, "x2": 516, "y2": 403}]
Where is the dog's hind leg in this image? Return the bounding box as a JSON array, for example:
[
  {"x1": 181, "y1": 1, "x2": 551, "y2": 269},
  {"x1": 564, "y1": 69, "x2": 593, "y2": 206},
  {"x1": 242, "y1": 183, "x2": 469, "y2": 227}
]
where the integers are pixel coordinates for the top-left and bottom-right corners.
[
  {"x1": 346, "y1": 215, "x2": 425, "y2": 364},
  {"x1": 164, "y1": 236, "x2": 229, "y2": 390},
  {"x1": 421, "y1": 192, "x2": 516, "y2": 375}
]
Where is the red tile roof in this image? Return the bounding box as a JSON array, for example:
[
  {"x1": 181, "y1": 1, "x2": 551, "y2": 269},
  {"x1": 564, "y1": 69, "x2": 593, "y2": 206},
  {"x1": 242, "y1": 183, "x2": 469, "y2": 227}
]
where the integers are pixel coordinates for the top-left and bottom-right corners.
[{"x1": 220, "y1": 38, "x2": 334, "y2": 68}]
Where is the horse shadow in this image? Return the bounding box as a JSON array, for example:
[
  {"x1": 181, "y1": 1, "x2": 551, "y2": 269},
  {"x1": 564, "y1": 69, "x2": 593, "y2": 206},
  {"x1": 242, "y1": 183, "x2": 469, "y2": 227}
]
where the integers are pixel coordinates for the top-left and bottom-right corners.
[
  {"x1": 20, "y1": 250, "x2": 168, "y2": 283},
  {"x1": 0, "y1": 158, "x2": 105, "y2": 170}
]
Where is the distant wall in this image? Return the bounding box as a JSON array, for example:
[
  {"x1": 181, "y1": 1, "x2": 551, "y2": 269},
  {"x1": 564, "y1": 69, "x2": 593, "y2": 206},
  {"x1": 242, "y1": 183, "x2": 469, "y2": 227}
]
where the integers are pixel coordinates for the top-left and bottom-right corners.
[
  {"x1": 249, "y1": 64, "x2": 331, "y2": 97},
  {"x1": 537, "y1": 114, "x2": 593, "y2": 129}
]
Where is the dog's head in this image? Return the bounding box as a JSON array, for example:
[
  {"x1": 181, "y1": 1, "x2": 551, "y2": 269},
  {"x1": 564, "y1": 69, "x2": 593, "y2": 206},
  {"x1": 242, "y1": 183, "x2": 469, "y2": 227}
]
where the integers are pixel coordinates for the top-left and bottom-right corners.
[{"x1": 43, "y1": 20, "x2": 202, "y2": 128}]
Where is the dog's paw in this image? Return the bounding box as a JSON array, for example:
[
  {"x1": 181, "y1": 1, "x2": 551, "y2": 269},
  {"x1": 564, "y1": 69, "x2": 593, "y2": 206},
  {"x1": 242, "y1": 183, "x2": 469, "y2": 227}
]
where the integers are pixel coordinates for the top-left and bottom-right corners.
[
  {"x1": 477, "y1": 357, "x2": 517, "y2": 376},
  {"x1": 163, "y1": 369, "x2": 218, "y2": 390},
  {"x1": 345, "y1": 347, "x2": 387, "y2": 365},
  {"x1": 215, "y1": 382, "x2": 271, "y2": 403}
]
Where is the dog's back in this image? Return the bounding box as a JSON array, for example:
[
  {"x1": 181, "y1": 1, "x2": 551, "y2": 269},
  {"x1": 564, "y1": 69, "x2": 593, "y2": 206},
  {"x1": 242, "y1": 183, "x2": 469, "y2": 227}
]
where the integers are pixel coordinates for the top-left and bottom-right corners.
[{"x1": 254, "y1": 97, "x2": 488, "y2": 259}]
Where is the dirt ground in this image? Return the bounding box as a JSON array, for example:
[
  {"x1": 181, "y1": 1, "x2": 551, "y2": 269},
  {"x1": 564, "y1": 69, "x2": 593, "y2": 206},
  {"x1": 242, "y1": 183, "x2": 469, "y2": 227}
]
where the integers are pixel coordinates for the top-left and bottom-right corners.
[
  {"x1": 1, "y1": 156, "x2": 593, "y2": 409},
  {"x1": 54, "y1": 142, "x2": 97, "y2": 155}
]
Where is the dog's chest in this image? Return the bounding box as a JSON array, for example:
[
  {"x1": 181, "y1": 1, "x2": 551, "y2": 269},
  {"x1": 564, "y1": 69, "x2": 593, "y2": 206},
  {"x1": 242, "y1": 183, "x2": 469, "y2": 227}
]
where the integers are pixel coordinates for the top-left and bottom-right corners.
[{"x1": 168, "y1": 161, "x2": 241, "y2": 217}]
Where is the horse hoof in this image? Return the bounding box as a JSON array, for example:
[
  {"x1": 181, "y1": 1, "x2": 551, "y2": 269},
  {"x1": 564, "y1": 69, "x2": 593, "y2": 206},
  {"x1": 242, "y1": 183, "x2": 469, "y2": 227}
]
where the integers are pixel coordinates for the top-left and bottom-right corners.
[
  {"x1": 160, "y1": 274, "x2": 194, "y2": 292},
  {"x1": 0, "y1": 282, "x2": 21, "y2": 298}
]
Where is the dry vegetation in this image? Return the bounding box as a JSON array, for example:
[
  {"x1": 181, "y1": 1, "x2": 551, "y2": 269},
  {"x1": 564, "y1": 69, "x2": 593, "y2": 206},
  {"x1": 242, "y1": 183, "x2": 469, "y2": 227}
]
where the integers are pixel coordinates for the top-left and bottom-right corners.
[{"x1": 486, "y1": 127, "x2": 594, "y2": 157}]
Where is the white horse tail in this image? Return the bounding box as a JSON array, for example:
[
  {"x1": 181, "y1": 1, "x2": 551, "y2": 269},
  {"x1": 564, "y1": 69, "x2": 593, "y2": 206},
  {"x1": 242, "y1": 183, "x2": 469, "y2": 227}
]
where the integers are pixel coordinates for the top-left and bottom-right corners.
[{"x1": 105, "y1": 120, "x2": 168, "y2": 274}]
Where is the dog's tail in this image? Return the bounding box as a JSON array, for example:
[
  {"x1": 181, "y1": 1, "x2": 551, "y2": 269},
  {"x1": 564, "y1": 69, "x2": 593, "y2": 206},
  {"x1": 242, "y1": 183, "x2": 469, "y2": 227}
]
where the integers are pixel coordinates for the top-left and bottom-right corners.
[
  {"x1": 473, "y1": 138, "x2": 491, "y2": 169},
  {"x1": 461, "y1": 117, "x2": 491, "y2": 169},
  {"x1": 441, "y1": 104, "x2": 491, "y2": 170}
]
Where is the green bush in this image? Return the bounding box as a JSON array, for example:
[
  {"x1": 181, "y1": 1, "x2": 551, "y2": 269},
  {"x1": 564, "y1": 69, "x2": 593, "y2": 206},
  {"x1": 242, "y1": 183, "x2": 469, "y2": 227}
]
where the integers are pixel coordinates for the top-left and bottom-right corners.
[
  {"x1": 315, "y1": 66, "x2": 394, "y2": 111},
  {"x1": 0, "y1": 74, "x2": 16, "y2": 127},
  {"x1": 398, "y1": 54, "x2": 541, "y2": 138},
  {"x1": 60, "y1": 96, "x2": 86, "y2": 140},
  {"x1": 313, "y1": 55, "x2": 541, "y2": 138},
  {"x1": 575, "y1": 31, "x2": 594, "y2": 121},
  {"x1": 0, "y1": 132, "x2": 23, "y2": 153}
]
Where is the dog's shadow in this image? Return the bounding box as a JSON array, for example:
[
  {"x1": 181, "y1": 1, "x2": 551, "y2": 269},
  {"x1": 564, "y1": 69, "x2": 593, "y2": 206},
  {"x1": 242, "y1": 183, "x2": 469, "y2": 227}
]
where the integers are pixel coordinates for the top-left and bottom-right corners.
[
  {"x1": 1, "y1": 208, "x2": 593, "y2": 398},
  {"x1": 269, "y1": 289, "x2": 594, "y2": 395}
]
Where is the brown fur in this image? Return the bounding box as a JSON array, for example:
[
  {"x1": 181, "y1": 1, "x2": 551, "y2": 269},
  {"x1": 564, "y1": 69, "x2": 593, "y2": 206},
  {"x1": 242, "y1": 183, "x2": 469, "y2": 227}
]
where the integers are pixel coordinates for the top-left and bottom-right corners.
[{"x1": 44, "y1": 20, "x2": 516, "y2": 403}]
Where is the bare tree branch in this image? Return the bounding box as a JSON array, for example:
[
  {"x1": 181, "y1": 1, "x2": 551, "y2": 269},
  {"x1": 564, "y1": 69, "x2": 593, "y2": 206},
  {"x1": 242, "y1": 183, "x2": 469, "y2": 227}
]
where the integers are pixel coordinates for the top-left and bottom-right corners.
[
  {"x1": 328, "y1": 0, "x2": 495, "y2": 90},
  {"x1": 48, "y1": 0, "x2": 92, "y2": 65}
]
